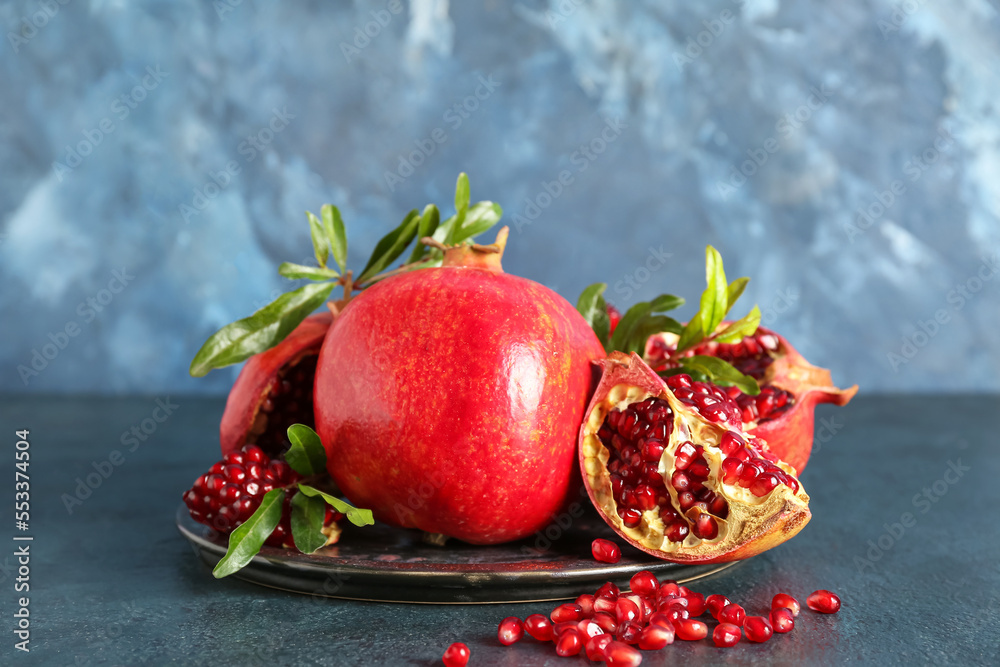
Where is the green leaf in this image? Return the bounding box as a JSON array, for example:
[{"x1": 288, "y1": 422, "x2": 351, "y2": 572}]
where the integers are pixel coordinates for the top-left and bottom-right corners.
[
  {"x1": 277, "y1": 262, "x2": 339, "y2": 281},
  {"x1": 726, "y1": 277, "x2": 749, "y2": 312},
  {"x1": 357, "y1": 209, "x2": 421, "y2": 284},
  {"x1": 650, "y1": 294, "x2": 685, "y2": 313},
  {"x1": 306, "y1": 211, "x2": 329, "y2": 268},
  {"x1": 444, "y1": 173, "x2": 471, "y2": 245},
  {"x1": 714, "y1": 305, "x2": 761, "y2": 344},
  {"x1": 290, "y1": 492, "x2": 329, "y2": 554},
  {"x1": 407, "y1": 204, "x2": 441, "y2": 263},
  {"x1": 452, "y1": 201, "x2": 503, "y2": 244},
  {"x1": 189, "y1": 282, "x2": 335, "y2": 377},
  {"x1": 675, "y1": 313, "x2": 705, "y2": 354},
  {"x1": 297, "y1": 484, "x2": 375, "y2": 527},
  {"x1": 607, "y1": 301, "x2": 653, "y2": 354},
  {"x1": 285, "y1": 424, "x2": 328, "y2": 476},
  {"x1": 699, "y1": 245, "x2": 728, "y2": 336},
  {"x1": 682, "y1": 355, "x2": 761, "y2": 395},
  {"x1": 212, "y1": 488, "x2": 285, "y2": 578},
  {"x1": 321, "y1": 205, "x2": 348, "y2": 273},
  {"x1": 576, "y1": 283, "x2": 609, "y2": 337}
]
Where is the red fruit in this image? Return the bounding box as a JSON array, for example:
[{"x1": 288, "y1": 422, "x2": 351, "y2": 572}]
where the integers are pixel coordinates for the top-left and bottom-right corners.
[
  {"x1": 497, "y1": 617, "x2": 523, "y2": 645},
  {"x1": 592, "y1": 538, "x2": 622, "y2": 564},
  {"x1": 315, "y1": 229, "x2": 605, "y2": 544},
  {"x1": 603, "y1": 640, "x2": 643, "y2": 667},
  {"x1": 523, "y1": 614, "x2": 554, "y2": 641},
  {"x1": 772, "y1": 593, "x2": 801, "y2": 616},
  {"x1": 441, "y1": 642, "x2": 470, "y2": 667},
  {"x1": 551, "y1": 603, "x2": 585, "y2": 624},
  {"x1": 220, "y1": 312, "x2": 332, "y2": 458},
  {"x1": 770, "y1": 607, "x2": 795, "y2": 633},
  {"x1": 615, "y1": 598, "x2": 641, "y2": 625},
  {"x1": 592, "y1": 612, "x2": 617, "y2": 635},
  {"x1": 576, "y1": 594, "x2": 596, "y2": 617},
  {"x1": 807, "y1": 589, "x2": 841, "y2": 614},
  {"x1": 713, "y1": 622, "x2": 741, "y2": 647},
  {"x1": 579, "y1": 352, "x2": 811, "y2": 563},
  {"x1": 182, "y1": 444, "x2": 342, "y2": 549},
  {"x1": 555, "y1": 628, "x2": 583, "y2": 656},
  {"x1": 628, "y1": 570, "x2": 658, "y2": 597},
  {"x1": 743, "y1": 616, "x2": 773, "y2": 643},
  {"x1": 638, "y1": 623, "x2": 674, "y2": 649},
  {"x1": 607, "y1": 305, "x2": 622, "y2": 335},
  {"x1": 718, "y1": 603, "x2": 745, "y2": 626},
  {"x1": 706, "y1": 594, "x2": 731, "y2": 619},
  {"x1": 646, "y1": 326, "x2": 857, "y2": 473},
  {"x1": 673, "y1": 618, "x2": 708, "y2": 641},
  {"x1": 585, "y1": 634, "x2": 614, "y2": 661}
]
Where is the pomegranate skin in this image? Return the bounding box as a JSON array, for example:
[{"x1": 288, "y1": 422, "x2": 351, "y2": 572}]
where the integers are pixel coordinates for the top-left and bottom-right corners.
[
  {"x1": 314, "y1": 233, "x2": 605, "y2": 544},
  {"x1": 219, "y1": 312, "x2": 333, "y2": 456}
]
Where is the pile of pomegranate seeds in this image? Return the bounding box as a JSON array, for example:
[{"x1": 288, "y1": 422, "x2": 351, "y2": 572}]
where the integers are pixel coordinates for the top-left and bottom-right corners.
[{"x1": 444, "y1": 573, "x2": 840, "y2": 664}]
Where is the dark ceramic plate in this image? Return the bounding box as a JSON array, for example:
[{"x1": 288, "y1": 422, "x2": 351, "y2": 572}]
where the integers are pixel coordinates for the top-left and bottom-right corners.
[{"x1": 177, "y1": 505, "x2": 738, "y2": 603}]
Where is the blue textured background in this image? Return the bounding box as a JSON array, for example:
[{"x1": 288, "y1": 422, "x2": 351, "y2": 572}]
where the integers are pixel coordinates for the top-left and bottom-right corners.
[{"x1": 2, "y1": 0, "x2": 998, "y2": 395}]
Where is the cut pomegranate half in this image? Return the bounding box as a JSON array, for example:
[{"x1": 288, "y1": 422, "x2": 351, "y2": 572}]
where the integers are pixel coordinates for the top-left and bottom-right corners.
[
  {"x1": 580, "y1": 352, "x2": 811, "y2": 563},
  {"x1": 219, "y1": 312, "x2": 332, "y2": 458}
]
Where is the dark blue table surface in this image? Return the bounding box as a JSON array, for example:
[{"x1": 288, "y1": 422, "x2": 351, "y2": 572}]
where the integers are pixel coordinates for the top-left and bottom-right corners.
[{"x1": 2, "y1": 394, "x2": 998, "y2": 666}]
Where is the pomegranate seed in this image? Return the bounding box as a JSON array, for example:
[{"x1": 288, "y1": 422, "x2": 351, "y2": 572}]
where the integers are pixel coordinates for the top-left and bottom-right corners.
[
  {"x1": 629, "y1": 570, "x2": 658, "y2": 597},
  {"x1": 713, "y1": 622, "x2": 742, "y2": 647},
  {"x1": 594, "y1": 596, "x2": 616, "y2": 614},
  {"x1": 551, "y1": 603, "x2": 584, "y2": 623},
  {"x1": 595, "y1": 582, "x2": 620, "y2": 599},
  {"x1": 616, "y1": 620, "x2": 642, "y2": 645},
  {"x1": 578, "y1": 619, "x2": 605, "y2": 638},
  {"x1": 750, "y1": 473, "x2": 780, "y2": 497},
  {"x1": 673, "y1": 618, "x2": 708, "y2": 641},
  {"x1": 706, "y1": 594, "x2": 731, "y2": 619},
  {"x1": 692, "y1": 514, "x2": 719, "y2": 540},
  {"x1": 603, "y1": 640, "x2": 642, "y2": 667},
  {"x1": 620, "y1": 507, "x2": 642, "y2": 528},
  {"x1": 592, "y1": 611, "x2": 617, "y2": 634},
  {"x1": 719, "y1": 603, "x2": 745, "y2": 626},
  {"x1": 743, "y1": 616, "x2": 773, "y2": 643},
  {"x1": 555, "y1": 628, "x2": 583, "y2": 656},
  {"x1": 523, "y1": 614, "x2": 554, "y2": 641},
  {"x1": 638, "y1": 623, "x2": 674, "y2": 649},
  {"x1": 770, "y1": 607, "x2": 795, "y2": 633},
  {"x1": 585, "y1": 634, "x2": 614, "y2": 661},
  {"x1": 772, "y1": 593, "x2": 800, "y2": 616},
  {"x1": 576, "y1": 594, "x2": 595, "y2": 616},
  {"x1": 497, "y1": 617, "x2": 523, "y2": 645},
  {"x1": 591, "y1": 538, "x2": 622, "y2": 564},
  {"x1": 684, "y1": 591, "x2": 706, "y2": 617},
  {"x1": 665, "y1": 521, "x2": 689, "y2": 542},
  {"x1": 441, "y1": 642, "x2": 470, "y2": 667},
  {"x1": 615, "y1": 598, "x2": 640, "y2": 624},
  {"x1": 647, "y1": 611, "x2": 673, "y2": 629},
  {"x1": 807, "y1": 589, "x2": 841, "y2": 614}
]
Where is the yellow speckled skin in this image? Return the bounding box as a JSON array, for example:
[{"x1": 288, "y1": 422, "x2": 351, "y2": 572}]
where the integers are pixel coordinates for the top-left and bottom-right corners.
[{"x1": 314, "y1": 263, "x2": 605, "y2": 545}]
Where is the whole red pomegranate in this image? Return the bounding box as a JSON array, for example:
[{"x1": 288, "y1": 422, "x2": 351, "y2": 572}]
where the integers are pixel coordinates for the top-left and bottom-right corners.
[
  {"x1": 313, "y1": 228, "x2": 605, "y2": 544},
  {"x1": 219, "y1": 312, "x2": 332, "y2": 458},
  {"x1": 646, "y1": 326, "x2": 857, "y2": 473}
]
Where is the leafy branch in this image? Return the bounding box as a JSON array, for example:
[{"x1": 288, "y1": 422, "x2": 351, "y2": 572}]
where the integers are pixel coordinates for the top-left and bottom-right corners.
[
  {"x1": 213, "y1": 424, "x2": 374, "y2": 578},
  {"x1": 190, "y1": 173, "x2": 502, "y2": 377},
  {"x1": 576, "y1": 246, "x2": 761, "y2": 395}
]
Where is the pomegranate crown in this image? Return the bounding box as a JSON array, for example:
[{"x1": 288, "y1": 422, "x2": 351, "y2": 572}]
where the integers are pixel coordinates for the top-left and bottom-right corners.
[
  {"x1": 576, "y1": 246, "x2": 762, "y2": 395},
  {"x1": 190, "y1": 173, "x2": 504, "y2": 377}
]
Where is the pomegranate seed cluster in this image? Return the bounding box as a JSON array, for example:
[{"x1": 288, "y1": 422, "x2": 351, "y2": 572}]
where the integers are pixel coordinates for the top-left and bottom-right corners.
[
  {"x1": 664, "y1": 374, "x2": 742, "y2": 427},
  {"x1": 598, "y1": 392, "x2": 797, "y2": 546},
  {"x1": 250, "y1": 357, "x2": 319, "y2": 457},
  {"x1": 647, "y1": 332, "x2": 797, "y2": 424},
  {"x1": 451, "y1": 573, "x2": 839, "y2": 664},
  {"x1": 183, "y1": 444, "x2": 341, "y2": 548}
]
